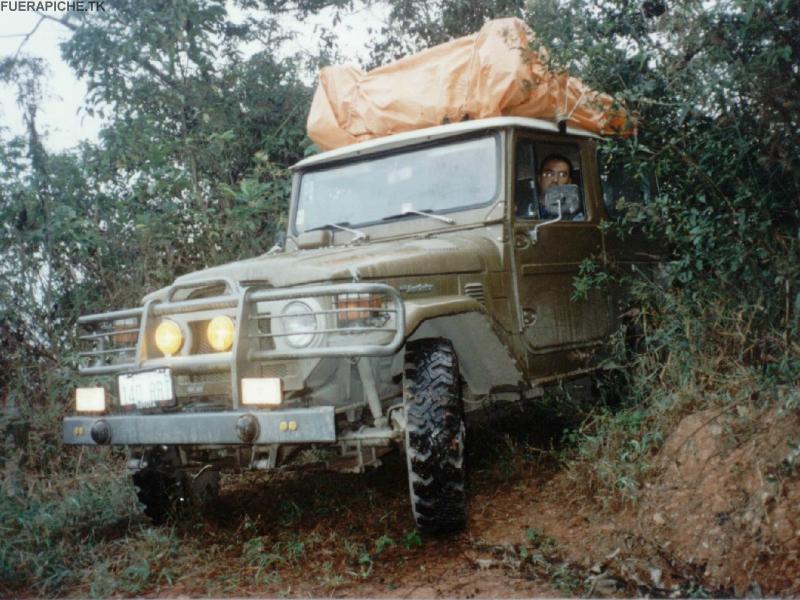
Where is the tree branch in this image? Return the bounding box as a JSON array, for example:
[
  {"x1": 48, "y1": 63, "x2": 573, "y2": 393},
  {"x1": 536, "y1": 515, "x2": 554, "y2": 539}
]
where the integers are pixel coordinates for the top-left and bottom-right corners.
[
  {"x1": 34, "y1": 11, "x2": 78, "y2": 31},
  {"x1": 12, "y1": 16, "x2": 45, "y2": 63},
  {"x1": 35, "y1": 9, "x2": 184, "y2": 95}
]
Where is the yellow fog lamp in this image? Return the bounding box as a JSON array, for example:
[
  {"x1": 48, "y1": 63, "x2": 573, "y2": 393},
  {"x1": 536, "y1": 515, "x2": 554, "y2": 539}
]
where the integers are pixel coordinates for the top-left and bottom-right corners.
[
  {"x1": 154, "y1": 319, "x2": 183, "y2": 356},
  {"x1": 207, "y1": 315, "x2": 235, "y2": 352},
  {"x1": 76, "y1": 387, "x2": 106, "y2": 413}
]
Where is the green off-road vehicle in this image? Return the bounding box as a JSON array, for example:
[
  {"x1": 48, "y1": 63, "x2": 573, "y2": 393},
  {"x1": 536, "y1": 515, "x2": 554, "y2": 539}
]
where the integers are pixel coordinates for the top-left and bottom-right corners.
[{"x1": 64, "y1": 116, "x2": 651, "y2": 532}]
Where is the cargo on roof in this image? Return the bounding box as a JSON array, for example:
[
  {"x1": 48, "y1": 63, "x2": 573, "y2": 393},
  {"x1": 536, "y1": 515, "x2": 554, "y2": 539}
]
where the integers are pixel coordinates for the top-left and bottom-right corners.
[{"x1": 307, "y1": 17, "x2": 632, "y2": 151}]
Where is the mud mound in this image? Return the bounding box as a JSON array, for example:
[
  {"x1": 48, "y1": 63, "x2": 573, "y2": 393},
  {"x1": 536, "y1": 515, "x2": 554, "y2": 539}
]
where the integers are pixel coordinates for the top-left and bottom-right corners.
[
  {"x1": 638, "y1": 406, "x2": 800, "y2": 595},
  {"x1": 459, "y1": 403, "x2": 800, "y2": 597}
]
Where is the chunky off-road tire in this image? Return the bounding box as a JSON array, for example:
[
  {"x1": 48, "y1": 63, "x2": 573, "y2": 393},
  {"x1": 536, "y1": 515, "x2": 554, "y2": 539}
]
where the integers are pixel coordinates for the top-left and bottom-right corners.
[
  {"x1": 132, "y1": 447, "x2": 219, "y2": 524},
  {"x1": 403, "y1": 338, "x2": 467, "y2": 534}
]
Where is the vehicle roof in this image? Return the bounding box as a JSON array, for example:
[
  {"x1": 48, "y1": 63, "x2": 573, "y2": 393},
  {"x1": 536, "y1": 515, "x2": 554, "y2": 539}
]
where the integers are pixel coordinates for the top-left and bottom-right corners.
[{"x1": 292, "y1": 116, "x2": 599, "y2": 170}]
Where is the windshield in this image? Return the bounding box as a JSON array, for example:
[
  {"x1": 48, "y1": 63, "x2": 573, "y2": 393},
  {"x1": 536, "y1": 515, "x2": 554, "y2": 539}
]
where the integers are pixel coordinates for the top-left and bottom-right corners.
[{"x1": 294, "y1": 134, "x2": 499, "y2": 233}]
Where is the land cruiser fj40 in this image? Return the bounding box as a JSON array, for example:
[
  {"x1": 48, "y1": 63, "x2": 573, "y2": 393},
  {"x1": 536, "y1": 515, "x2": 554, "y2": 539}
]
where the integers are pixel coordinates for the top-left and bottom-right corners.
[{"x1": 64, "y1": 116, "x2": 649, "y2": 533}]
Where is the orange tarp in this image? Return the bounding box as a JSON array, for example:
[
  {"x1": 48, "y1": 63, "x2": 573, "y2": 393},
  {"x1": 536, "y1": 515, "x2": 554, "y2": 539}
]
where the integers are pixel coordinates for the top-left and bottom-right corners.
[{"x1": 307, "y1": 18, "x2": 631, "y2": 151}]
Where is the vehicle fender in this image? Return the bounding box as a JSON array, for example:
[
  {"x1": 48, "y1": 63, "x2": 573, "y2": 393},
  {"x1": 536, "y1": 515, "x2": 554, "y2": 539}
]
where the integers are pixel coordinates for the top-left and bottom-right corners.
[
  {"x1": 403, "y1": 295, "x2": 485, "y2": 336},
  {"x1": 404, "y1": 297, "x2": 524, "y2": 395}
]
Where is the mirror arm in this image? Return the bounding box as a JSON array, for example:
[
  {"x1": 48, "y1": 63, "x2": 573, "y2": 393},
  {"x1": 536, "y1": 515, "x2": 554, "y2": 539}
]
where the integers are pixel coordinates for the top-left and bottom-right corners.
[{"x1": 529, "y1": 200, "x2": 563, "y2": 244}]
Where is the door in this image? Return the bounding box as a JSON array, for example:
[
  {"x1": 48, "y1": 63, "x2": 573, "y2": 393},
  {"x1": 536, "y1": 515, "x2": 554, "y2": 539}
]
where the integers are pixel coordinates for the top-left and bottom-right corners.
[{"x1": 512, "y1": 134, "x2": 612, "y2": 380}]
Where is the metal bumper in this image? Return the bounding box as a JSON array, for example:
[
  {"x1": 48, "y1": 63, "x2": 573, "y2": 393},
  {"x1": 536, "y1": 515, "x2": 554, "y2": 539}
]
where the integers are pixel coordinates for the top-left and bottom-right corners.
[{"x1": 63, "y1": 407, "x2": 336, "y2": 446}]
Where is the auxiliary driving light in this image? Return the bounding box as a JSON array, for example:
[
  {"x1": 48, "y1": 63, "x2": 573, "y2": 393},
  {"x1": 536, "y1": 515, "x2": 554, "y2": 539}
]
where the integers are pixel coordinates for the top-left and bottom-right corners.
[
  {"x1": 76, "y1": 387, "x2": 106, "y2": 413},
  {"x1": 154, "y1": 319, "x2": 183, "y2": 356},
  {"x1": 241, "y1": 377, "x2": 282, "y2": 406},
  {"x1": 206, "y1": 315, "x2": 235, "y2": 351}
]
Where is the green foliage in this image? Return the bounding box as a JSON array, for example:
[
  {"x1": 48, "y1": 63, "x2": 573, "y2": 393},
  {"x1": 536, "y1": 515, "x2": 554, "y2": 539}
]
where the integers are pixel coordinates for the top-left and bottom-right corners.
[
  {"x1": 528, "y1": 0, "x2": 800, "y2": 339},
  {"x1": 367, "y1": 0, "x2": 527, "y2": 67},
  {"x1": 0, "y1": 3, "x2": 333, "y2": 594},
  {"x1": 402, "y1": 529, "x2": 422, "y2": 549},
  {"x1": 525, "y1": 0, "x2": 800, "y2": 505},
  {"x1": 86, "y1": 527, "x2": 180, "y2": 597},
  {"x1": 374, "y1": 533, "x2": 395, "y2": 553},
  {"x1": 0, "y1": 461, "x2": 140, "y2": 595}
]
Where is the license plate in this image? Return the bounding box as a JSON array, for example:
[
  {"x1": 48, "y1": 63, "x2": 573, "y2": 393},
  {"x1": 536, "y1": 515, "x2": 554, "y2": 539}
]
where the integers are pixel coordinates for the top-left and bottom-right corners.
[{"x1": 118, "y1": 369, "x2": 174, "y2": 409}]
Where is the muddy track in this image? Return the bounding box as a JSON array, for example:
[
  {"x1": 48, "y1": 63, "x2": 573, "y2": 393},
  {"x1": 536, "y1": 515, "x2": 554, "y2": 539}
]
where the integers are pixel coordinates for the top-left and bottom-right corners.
[{"x1": 46, "y1": 405, "x2": 800, "y2": 598}]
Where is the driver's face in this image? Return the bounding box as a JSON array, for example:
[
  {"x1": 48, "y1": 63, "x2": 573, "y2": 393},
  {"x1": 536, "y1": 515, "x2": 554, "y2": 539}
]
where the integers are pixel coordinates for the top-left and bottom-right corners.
[{"x1": 538, "y1": 159, "x2": 572, "y2": 191}]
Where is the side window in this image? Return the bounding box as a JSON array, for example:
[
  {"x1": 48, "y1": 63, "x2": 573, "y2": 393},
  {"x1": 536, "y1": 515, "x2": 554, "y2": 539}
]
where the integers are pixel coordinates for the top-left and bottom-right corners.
[
  {"x1": 515, "y1": 139, "x2": 586, "y2": 221},
  {"x1": 598, "y1": 149, "x2": 655, "y2": 219}
]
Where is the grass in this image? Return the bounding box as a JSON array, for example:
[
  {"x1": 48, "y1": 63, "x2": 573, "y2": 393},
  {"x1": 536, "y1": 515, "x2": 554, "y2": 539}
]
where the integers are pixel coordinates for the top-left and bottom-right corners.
[
  {"x1": 0, "y1": 451, "x2": 141, "y2": 596},
  {"x1": 557, "y1": 287, "x2": 800, "y2": 509},
  {"x1": 2, "y1": 433, "x2": 491, "y2": 597}
]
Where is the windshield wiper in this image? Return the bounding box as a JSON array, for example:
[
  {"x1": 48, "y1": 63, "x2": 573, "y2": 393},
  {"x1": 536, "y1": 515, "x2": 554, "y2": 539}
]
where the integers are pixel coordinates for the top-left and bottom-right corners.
[
  {"x1": 382, "y1": 209, "x2": 455, "y2": 225},
  {"x1": 305, "y1": 222, "x2": 369, "y2": 242}
]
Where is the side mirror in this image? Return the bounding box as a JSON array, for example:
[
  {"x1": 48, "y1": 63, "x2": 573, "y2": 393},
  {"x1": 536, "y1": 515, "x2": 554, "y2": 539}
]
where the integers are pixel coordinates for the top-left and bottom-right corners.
[
  {"x1": 527, "y1": 184, "x2": 582, "y2": 244},
  {"x1": 542, "y1": 184, "x2": 581, "y2": 218},
  {"x1": 529, "y1": 199, "x2": 562, "y2": 244}
]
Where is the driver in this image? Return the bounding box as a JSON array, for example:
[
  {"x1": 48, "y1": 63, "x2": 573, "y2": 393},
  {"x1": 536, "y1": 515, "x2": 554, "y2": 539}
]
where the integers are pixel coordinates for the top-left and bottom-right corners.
[
  {"x1": 537, "y1": 153, "x2": 584, "y2": 220},
  {"x1": 538, "y1": 154, "x2": 573, "y2": 191}
]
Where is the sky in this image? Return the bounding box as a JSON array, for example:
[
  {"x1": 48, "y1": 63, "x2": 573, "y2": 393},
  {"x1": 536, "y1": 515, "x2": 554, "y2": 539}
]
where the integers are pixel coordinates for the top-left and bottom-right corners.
[
  {"x1": 0, "y1": 3, "x2": 387, "y2": 152},
  {"x1": 0, "y1": 10, "x2": 100, "y2": 152}
]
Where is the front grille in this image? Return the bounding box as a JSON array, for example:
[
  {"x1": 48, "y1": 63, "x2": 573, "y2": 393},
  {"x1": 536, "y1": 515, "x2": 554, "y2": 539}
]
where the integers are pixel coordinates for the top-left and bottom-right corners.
[
  {"x1": 253, "y1": 312, "x2": 276, "y2": 352},
  {"x1": 260, "y1": 363, "x2": 288, "y2": 378},
  {"x1": 189, "y1": 320, "x2": 213, "y2": 354},
  {"x1": 174, "y1": 372, "x2": 231, "y2": 398}
]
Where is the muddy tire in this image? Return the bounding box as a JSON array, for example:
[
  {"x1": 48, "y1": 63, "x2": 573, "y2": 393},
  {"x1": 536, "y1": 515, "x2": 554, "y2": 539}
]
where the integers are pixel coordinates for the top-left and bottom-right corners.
[
  {"x1": 132, "y1": 447, "x2": 219, "y2": 524},
  {"x1": 403, "y1": 338, "x2": 467, "y2": 534},
  {"x1": 132, "y1": 467, "x2": 185, "y2": 524}
]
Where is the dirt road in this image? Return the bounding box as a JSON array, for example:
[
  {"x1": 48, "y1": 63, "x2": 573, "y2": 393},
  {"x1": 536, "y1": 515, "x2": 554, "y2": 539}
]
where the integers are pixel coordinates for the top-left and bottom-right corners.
[{"x1": 55, "y1": 406, "x2": 800, "y2": 598}]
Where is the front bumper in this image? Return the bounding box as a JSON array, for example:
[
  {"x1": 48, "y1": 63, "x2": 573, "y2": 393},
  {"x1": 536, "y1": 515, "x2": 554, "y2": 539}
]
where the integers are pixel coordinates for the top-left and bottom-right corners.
[{"x1": 63, "y1": 407, "x2": 336, "y2": 446}]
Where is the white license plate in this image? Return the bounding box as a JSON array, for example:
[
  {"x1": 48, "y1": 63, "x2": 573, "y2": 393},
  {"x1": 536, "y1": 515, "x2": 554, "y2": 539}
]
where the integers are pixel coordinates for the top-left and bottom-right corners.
[{"x1": 118, "y1": 369, "x2": 174, "y2": 409}]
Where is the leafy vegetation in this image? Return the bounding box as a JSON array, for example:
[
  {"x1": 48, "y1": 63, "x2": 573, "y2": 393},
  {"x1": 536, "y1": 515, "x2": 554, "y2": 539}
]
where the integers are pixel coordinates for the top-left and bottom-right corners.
[{"x1": 524, "y1": 0, "x2": 800, "y2": 502}]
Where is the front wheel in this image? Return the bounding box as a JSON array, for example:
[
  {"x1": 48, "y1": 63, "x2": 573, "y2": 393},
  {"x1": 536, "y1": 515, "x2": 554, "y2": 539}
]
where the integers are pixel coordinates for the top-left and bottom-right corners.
[
  {"x1": 132, "y1": 446, "x2": 219, "y2": 524},
  {"x1": 403, "y1": 338, "x2": 467, "y2": 534}
]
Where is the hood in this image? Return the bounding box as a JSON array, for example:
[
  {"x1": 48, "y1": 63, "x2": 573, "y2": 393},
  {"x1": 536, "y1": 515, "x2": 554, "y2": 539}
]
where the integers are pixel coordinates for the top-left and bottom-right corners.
[{"x1": 171, "y1": 232, "x2": 501, "y2": 291}]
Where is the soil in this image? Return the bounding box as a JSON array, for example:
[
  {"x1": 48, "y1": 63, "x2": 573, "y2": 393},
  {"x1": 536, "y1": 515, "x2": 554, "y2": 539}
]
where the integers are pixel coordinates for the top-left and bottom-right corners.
[{"x1": 62, "y1": 404, "x2": 800, "y2": 598}]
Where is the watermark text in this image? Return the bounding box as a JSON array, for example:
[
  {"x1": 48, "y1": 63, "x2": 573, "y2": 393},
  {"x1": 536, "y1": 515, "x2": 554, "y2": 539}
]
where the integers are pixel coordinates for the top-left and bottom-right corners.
[{"x1": 1, "y1": 1, "x2": 105, "y2": 11}]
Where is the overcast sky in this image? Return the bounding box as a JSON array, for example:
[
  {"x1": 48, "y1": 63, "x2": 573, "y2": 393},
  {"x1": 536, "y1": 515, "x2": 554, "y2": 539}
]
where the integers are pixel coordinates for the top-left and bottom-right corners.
[
  {"x1": 0, "y1": 4, "x2": 386, "y2": 152},
  {"x1": 0, "y1": 10, "x2": 100, "y2": 152}
]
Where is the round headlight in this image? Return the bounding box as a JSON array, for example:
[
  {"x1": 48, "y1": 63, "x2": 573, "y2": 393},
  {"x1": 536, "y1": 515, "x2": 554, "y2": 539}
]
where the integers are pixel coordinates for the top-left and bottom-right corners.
[
  {"x1": 207, "y1": 315, "x2": 235, "y2": 352},
  {"x1": 154, "y1": 320, "x2": 183, "y2": 356},
  {"x1": 281, "y1": 301, "x2": 317, "y2": 348}
]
